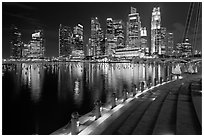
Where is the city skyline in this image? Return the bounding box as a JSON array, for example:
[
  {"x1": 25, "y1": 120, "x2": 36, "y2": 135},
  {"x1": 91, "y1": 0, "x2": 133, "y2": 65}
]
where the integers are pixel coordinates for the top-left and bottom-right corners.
[{"x1": 2, "y1": 2, "x2": 202, "y2": 58}]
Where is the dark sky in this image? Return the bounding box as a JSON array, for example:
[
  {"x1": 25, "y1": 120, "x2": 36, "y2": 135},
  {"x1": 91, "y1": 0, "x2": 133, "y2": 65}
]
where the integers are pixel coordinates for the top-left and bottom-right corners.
[{"x1": 2, "y1": 2, "x2": 202, "y2": 58}]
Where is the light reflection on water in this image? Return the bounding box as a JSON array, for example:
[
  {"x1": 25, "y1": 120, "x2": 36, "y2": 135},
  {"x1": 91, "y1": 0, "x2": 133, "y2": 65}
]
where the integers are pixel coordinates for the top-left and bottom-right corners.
[{"x1": 2, "y1": 61, "x2": 201, "y2": 135}]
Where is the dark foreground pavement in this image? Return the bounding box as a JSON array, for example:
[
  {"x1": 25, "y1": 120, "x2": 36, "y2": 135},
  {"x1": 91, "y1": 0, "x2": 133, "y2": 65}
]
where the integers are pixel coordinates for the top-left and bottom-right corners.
[{"x1": 94, "y1": 73, "x2": 202, "y2": 135}]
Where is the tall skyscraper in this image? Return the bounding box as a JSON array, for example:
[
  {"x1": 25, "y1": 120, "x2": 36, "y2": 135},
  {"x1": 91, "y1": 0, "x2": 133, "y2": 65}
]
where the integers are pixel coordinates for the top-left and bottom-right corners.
[
  {"x1": 98, "y1": 28, "x2": 105, "y2": 55},
  {"x1": 140, "y1": 27, "x2": 148, "y2": 54},
  {"x1": 22, "y1": 43, "x2": 31, "y2": 58},
  {"x1": 29, "y1": 29, "x2": 45, "y2": 58},
  {"x1": 126, "y1": 7, "x2": 141, "y2": 48},
  {"x1": 151, "y1": 7, "x2": 161, "y2": 55},
  {"x1": 59, "y1": 24, "x2": 73, "y2": 57},
  {"x1": 105, "y1": 18, "x2": 115, "y2": 56},
  {"x1": 160, "y1": 27, "x2": 167, "y2": 55},
  {"x1": 90, "y1": 17, "x2": 102, "y2": 56},
  {"x1": 166, "y1": 32, "x2": 174, "y2": 56},
  {"x1": 113, "y1": 19, "x2": 125, "y2": 47},
  {"x1": 10, "y1": 25, "x2": 23, "y2": 59},
  {"x1": 180, "y1": 38, "x2": 192, "y2": 56},
  {"x1": 73, "y1": 24, "x2": 83, "y2": 50},
  {"x1": 105, "y1": 18, "x2": 124, "y2": 56}
]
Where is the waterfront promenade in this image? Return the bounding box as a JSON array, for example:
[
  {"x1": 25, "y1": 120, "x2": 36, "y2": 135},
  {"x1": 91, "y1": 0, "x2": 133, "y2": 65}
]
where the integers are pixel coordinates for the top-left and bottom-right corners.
[{"x1": 52, "y1": 72, "x2": 202, "y2": 135}]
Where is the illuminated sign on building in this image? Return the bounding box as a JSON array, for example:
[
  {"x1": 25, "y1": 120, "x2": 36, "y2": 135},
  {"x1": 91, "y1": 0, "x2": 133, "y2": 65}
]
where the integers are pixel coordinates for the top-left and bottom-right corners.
[
  {"x1": 32, "y1": 32, "x2": 40, "y2": 38},
  {"x1": 141, "y1": 27, "x2": 147, "y2": 37}
]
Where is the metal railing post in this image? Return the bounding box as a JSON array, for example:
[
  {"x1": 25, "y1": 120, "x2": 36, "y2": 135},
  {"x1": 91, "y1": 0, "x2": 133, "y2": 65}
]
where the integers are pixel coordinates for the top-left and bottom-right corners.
[
  {"x1": 132, "y1": 84, "x2": 137, "y2": 96},
  {"x1": 94, "y1": 100, "x2": 101, "y2": 120},
  {"x1": 111, "y1": 93, "x2": 116, "y2": 109},
  {"x1": 154, "y1": 78, "x2": 157, "y2": 86},
  {"x1": 71, "y1": 112, "x2": 79, "y2": 135},
  {"x1": 140, "y1": 81, "x2": 145, "y2": 92},
  {"x1": 160, "y1": 77, "x2": 163, "y2": 84},
  {"x1": 123, "y1": 89, "x2": 128, "y2": 102}
]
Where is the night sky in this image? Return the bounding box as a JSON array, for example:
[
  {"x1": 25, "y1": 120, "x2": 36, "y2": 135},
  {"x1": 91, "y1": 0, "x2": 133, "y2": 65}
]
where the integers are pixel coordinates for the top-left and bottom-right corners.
[{"x1": 2, "y1": 2, "x2": 202, "y2": 58}]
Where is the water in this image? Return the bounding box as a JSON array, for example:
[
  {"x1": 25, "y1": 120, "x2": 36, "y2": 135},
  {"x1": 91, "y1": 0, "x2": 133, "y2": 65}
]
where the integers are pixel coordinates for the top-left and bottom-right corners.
[{"x1": 2, "y1": 61, "x2": 201, "y2": 135}]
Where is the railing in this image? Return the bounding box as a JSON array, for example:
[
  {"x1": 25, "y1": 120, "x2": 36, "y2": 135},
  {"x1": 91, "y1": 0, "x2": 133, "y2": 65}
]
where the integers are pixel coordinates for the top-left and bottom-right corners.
[{"x1": 68, "y1": 74, "x2": 179, "y2": 135}]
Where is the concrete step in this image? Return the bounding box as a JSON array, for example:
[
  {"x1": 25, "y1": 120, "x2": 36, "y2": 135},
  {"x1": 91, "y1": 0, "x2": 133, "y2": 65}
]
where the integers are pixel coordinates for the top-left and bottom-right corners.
[
  {"x1": 115, "y1": 99, "x2": 152, "y2": 135},
  {"x1": 176, "y1": 99, "x2": 201, "y2": 134},
  {"x1": 152, "y1": 94, "x2": 177, "y2": 135},
  {"x1": 101, "y1": 100, "x2": 143, "y2": 135},
  {"x1": 131, "y1": 91, "x2": 169, "y2": 135}
]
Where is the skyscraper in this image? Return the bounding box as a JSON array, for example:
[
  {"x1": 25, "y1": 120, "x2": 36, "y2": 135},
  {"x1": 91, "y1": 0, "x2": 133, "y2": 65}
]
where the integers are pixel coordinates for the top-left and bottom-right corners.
[
  {"x1": 90, "y1": 17, "x2": 102, "y2": 56},
  {"x1": 73, "y1": 24, "x2": 83, "y2": 50},
  {"x1": 22, "y1": 43, "x2": 31, "y2": 58},
  {"x1": 29, "y1": 29, "x2": 45, "y2": 58},
  {"x1": 140, "y1": 27, "x2": 148, "y2": 54},
  {"x1": 59, "y1": 24, "x2": 73, "y2": 57},
  {"x1": 151, "y1": 7, "x2": 161, "y2": 55},
  {"x1": 166, "y1": 32, "x2": 174, "y2": 56},
  {"x1": 127, "y1": 7, "x2": 141, "y2": 48},
  {"x1": 105, "y1": 18, "x2": 115, "y2": 56},
  {"x1": 105, "y1": 18, "x2": 124, "y2": 56},
  {"x1": 160, "y1": 27, "x2": 167, "y2": 55},
  {"x1": 113, "y1": 19, "x2": 125, "y2": 48},
  {"x1": 10, "y1": 25, "x2": 23, "y2": 59}
]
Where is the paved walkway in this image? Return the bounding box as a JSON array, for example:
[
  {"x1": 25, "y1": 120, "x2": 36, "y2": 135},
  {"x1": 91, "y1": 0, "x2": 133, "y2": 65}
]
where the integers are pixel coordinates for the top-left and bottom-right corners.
[{"x1": 91, "y1": 73, "x2": 202, "y2": 135}]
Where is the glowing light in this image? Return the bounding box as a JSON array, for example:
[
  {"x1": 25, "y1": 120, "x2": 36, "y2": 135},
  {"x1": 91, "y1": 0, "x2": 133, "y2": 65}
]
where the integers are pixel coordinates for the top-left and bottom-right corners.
[
  {"x1": 129, "y1": 16, "x2": 136, "y2": 20},
  {"x1": 107, "y1": 18, "x2": 112, "y2": 21},
  {"x1": 78, "y1": 24, "x2": 83, "y2": 28},
  {"x1": 32, "y1": 32, "x2": 40, "y2": 38},
  {"x1": 77, "y1": 121, "x2": 80, "y2": 127}
]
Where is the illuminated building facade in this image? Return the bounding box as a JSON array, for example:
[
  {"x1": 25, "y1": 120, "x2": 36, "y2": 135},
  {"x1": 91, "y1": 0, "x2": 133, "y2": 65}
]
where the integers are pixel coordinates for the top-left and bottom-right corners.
[
  {"x1": 29, "y1": 30, "x2": 45, "y2": 58},
  {"x1": 98, "y1": 28, "x2": 105, "y2": 56},
  {"x1": 86, "y1": 38, "x2": 93, "y2": 56},
  {"x1": 166, "y1": 32, "x2": 174, "y2": 56},
  {"x1": 73, "y1": 24, "x2": 83, "y2": 50},
  {"x1": 105, "y1": 18, "x2": 124, "y2": 56},
  {"x1": 126, "y1": 7, "x2": 141, "y2": 48},
  {"x1": 105, "y1": 18, "x2": 116, "y2": 56},
  {"x1": 10, "y1": 25, "x2": 23, "y2": 59},
  {"x1": 151, "y1": 7, "x2": 161, "y2": 55},
  {"x1": 176, "y1": 38, "x2": 192, "y2": 57},
  {"x1": 22, "y1": 43, "x2": 31, "y2": 58},
  {"x1": 160, "y1": 27, "x2": 167, "y2": 55},
  {"x1": 140, "y1": 27, "x2": 148, "y2": 54},
  {"x1": 90, "y1": 17, "x2": 102, "y2": 56},
  {"x1": 59, "y1": 24, "x2": 73, "y2": 57},
  {"x1": 114, "y1": 47, "x2": 142, "y2": 58},
  {"x1": 184, "y1": 38, "x2": 192, "y2": 56},
  {"x1": 113, "y1": 19, "x2": 125, "y2": 47}
]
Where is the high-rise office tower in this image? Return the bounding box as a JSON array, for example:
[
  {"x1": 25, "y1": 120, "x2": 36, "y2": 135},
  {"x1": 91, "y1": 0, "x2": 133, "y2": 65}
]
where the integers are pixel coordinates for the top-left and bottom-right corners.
[
  {"x1": 166, "y1": 32, "x2": 174, "y2": 56},
  {"x1": 90, "y1": 17, "x2": 102, "y2": 56},
  {"x1": 29, "y1": 29, "x2": 45, "y2": 58},
  {"x1": 59, "y1": 24, "x2": 73, "y2": 57},
  {"x1": 105, "y1": 18, "x2": 115, "y2": 55},
  {"x1": 140, "y1": 27, "x2": 148, "y2": 54},
  {"x1": 105, "y1": 18, "x2": 124, "y2": 56},
  {"x1": 73, "y1": 24, "x2": 83, "y2": 50},
  {"x1": 160, "y1": 27, "x2": 167, "y2": 55},
  {"x1": 10, "y1": 25, "x2": 23, "y2": 59},
  {"x1": 113, "y1": 19, "x2": 124, "y2": 47},
  {"x1": 22, "y1": 43, "x2": 31, "y2": 58},
  {"x1": 127, "y1": 7, "x2": 141, "y2": 48},
  {"x1": 181, "y1": 38, "x2": 192, "y2": 56},
  {"x1": 151, "y1": 7, "x2": 161, "y2": 55},
  {"x1": 98, "y1": 28, "x2": 105, "y2": 55}
]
